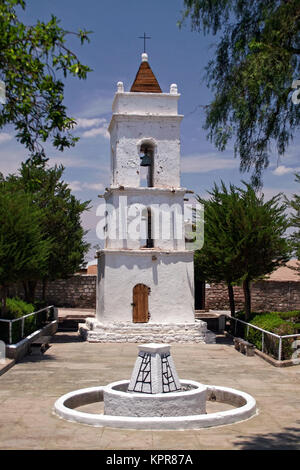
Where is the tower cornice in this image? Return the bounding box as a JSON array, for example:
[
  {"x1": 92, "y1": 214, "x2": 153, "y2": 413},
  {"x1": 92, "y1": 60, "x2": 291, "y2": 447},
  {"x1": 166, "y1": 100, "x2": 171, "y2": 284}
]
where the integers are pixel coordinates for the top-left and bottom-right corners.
[
  {"x1": 111, "y1": 91, "x2": 180, "y2": 117},
  {"x1": 103, "y1": 186, "x2": 188, "y2": 198},
  {"x1": 108, "y1": 113, "x2": 183, "y2": 134}
]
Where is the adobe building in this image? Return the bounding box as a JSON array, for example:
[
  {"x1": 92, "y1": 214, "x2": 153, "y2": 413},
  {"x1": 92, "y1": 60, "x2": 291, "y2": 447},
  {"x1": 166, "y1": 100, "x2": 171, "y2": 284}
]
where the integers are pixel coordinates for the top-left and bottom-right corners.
[{"x1": 80, "y1": 52, "x2": 213, "y2": 343}]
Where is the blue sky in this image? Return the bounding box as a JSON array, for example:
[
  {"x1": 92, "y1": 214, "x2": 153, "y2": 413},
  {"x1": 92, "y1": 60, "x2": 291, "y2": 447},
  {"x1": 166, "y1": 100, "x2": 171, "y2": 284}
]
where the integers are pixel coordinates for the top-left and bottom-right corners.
[{"x1": 1, "y1": 0, "x2": 299, "y2": 260}]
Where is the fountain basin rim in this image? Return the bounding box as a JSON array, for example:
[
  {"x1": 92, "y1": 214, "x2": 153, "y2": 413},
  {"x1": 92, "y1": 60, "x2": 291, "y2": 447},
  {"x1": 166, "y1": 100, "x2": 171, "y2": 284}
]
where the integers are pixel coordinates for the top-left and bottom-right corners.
[{"x1": 53, "y1": 382, "x2": 257, "y2": 430}]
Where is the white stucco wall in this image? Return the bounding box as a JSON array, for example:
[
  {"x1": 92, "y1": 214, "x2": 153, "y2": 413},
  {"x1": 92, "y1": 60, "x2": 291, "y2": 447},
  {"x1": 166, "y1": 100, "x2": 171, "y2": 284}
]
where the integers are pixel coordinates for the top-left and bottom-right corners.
[
  {"x1": 109, "y1": 116, "x2": 182, "y2": 188},
  {"x1": 112, "y1": 92, "x2": 180, "y2": 116},
  {"x1": 108, "y1": 86, "x2": 183, "y2": 190},
  {"x1": 103, "y1": 188, "x2": 186, "y2": 251},
  {"x1": 94, "y1": 74, "x2": 197, "y2": 330},
  {"x1": 96, "y1": 250, "x2": 194, "y2": 324}
]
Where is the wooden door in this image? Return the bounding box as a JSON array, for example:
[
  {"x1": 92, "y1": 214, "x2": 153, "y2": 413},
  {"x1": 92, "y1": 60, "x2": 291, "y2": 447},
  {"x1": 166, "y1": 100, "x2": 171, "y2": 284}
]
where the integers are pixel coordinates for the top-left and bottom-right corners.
[{"x1": 132, "y1": 284, "x2": 149, "y2": 323}]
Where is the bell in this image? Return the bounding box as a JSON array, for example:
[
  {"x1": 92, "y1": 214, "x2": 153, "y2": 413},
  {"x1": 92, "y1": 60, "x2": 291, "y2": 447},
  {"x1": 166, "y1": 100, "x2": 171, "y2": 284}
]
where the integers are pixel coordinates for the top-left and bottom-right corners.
[{"x1": 140, "y1": 149, "x2": 152, "y2": 167}]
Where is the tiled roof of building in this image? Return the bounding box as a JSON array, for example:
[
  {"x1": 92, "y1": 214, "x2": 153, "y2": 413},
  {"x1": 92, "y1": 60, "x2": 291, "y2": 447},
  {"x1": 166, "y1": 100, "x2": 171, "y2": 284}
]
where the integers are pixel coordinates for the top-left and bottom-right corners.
[
  {"x1": 265, "y1": 259, "x2": 300, "y2": 282},
  {"x1": 130, "y1": 54, "x2": 162, "y2": 93}
]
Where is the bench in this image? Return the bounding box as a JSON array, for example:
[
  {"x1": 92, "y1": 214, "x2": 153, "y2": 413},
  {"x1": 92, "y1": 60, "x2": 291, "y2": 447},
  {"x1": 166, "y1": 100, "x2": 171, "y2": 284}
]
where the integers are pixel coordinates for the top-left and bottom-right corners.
[
  {"x1": 234, "y1": 337, "x2": 255, "y2": 357},
  {"x1": 29, "y1": 336, "x2": 52, "y2": 356}
]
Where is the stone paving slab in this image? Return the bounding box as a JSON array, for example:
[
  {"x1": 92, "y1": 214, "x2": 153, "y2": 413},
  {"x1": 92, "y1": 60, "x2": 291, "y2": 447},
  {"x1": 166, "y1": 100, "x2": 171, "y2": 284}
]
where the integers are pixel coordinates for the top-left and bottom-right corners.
[
  {"x1": 58, "y1": 308, "x2": 95, "y2": 320},
  {"x1": 0, "y1": 358, "x2": 15, "y2": 376},
  {"x1": 0, "y1": 332, "x2": 299, "y2": 450}
]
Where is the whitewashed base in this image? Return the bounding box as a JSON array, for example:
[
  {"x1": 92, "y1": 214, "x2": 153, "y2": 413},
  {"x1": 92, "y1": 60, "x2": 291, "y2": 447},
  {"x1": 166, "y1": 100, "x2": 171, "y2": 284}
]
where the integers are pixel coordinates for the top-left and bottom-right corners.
[
  {"x1": 79, "y1": 318, "x2": 215, "y2": 344},
  {"x1": 104, "y1": 380, "x2": 207, "y2": 417}
]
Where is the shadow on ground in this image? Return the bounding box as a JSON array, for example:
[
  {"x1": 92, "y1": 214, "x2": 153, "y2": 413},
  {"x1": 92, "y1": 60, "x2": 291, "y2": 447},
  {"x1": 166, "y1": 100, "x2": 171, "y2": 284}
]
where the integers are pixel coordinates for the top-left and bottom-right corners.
[
  {"x1": 215, "y1": 335, "x2": 234, "y2": 345},
  {"x1": 51, "y1": 333, "x2": 83, "y2": 343},
  {"x1": 19, "y1": 353, "x2": 58, "y2": 363},
  {"x1": 235, "y1": 422, "x2": 300, "y2": 449}
]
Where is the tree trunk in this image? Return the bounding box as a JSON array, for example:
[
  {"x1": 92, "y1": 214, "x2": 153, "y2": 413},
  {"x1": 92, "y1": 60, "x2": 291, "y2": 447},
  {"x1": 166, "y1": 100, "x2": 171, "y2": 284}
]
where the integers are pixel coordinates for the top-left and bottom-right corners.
[
  {"x1": 243, "y1": 279, "x2": 251, "y2": 321},
  {"x1": 42, "y1": 278, "x2": 47, "y2": 302},
  {"x1": 23, "y1": 280, "x2": 37, "y2": 304},
  {"x1": 23, "y1": 281, "x2": 28, "y2": 302},
  {"x1": 227, "y1": 283, "x2": 235, "y2": 317},
  {"x1": 1, "y1": 285, "x2": 8, "y2": 317}
]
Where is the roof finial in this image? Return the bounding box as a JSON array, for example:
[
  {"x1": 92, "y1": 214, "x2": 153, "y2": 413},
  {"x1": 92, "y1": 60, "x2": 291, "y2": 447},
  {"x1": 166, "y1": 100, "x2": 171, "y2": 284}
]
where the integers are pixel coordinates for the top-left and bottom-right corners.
[
  {"x1": 142, "y1": 52, "x2": 148, "y2": 62},
  {"x1": 117, "y1": 81, "x2": 124, "y2": 93}
]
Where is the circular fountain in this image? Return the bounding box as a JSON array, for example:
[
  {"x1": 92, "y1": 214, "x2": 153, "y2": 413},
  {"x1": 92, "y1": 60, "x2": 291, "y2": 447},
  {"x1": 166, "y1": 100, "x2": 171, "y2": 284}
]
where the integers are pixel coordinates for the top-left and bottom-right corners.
[{"x1": 54, "y1": 343, "x2": 257, "y2": 429}]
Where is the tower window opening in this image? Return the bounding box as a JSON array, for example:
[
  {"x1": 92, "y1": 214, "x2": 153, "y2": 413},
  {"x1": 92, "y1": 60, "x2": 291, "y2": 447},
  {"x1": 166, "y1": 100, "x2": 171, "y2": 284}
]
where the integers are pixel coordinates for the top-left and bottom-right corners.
[
  {"x1": 141, "y1": 207, "x2": 154, "y2": 248},
  {"x1": 146, "y1": 208, "x2": 154, "y2": 248},
  {"x1": 140, "y1": 143, "x2": 154, "y2": 188}
]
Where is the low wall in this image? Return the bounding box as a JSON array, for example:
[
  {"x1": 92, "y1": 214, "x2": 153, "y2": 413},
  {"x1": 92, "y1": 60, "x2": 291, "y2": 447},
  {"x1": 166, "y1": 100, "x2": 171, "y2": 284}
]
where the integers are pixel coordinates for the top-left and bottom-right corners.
[
  {"x1": 39, "y1": 275, "x2": 96, "y2": 308},
  {"x1": 11, "y1": 275, "x2": 97, "y2": 309},
  {"x1": 206, "y1": 281, "x2": 300, "y2": 312},
  {"x1": 10, "y1": 275, "x2": 300, "y2": 312}
]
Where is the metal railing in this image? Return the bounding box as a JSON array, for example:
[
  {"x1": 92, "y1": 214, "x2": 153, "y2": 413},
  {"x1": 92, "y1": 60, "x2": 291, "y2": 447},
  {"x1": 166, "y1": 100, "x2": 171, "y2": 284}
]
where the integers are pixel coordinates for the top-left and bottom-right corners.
[
  {"x1": 0, "y1": 306, "x2": 56, "y2": 344},
  {"x1": 225, "y1": 314, "x2": 300, "y2": 362}
]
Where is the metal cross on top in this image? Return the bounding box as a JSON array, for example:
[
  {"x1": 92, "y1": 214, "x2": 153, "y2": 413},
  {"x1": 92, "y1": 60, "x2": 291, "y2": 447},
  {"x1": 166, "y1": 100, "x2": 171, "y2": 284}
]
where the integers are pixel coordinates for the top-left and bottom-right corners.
[{"x1": 138, "y1": 32, "x2": 151, "y2": 53}]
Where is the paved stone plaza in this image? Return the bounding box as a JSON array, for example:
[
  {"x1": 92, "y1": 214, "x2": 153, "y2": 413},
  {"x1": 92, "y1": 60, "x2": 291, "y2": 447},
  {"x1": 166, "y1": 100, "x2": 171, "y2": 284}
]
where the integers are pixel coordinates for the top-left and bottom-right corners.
[{"x1": 0, "y1": 332, "x2": 300, "y2": 450}]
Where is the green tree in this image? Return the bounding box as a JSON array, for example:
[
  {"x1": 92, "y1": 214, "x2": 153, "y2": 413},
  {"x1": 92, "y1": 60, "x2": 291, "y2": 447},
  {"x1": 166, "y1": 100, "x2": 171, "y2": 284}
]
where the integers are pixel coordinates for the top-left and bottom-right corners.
[
  {"x1": 195, "y1": 183, "x2": 248, "y2": 316},
  {"x1": 6, "y1": 159, "x2": 91, "y2": 302},
  {"x1": 0, "y1": 181, "x2": 51, "y2": 314},
  {"x1": 180, "y1": 0, "x2": 300, "y2": 185},
  {"x1": 0, "y1": 0, "x2": 91, "y2": 160},
  {"x1": 288, "y1": 172, "x2": 300, "y2": 273},
  {"x1": 196, "y1": 182, "x2": 291, "y2": 320}
]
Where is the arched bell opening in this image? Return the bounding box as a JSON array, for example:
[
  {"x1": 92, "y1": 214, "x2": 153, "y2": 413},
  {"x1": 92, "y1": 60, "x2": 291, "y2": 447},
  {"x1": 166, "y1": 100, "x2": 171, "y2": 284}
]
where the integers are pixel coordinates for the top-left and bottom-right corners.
[{"x1": 139, "y1": 142, "x2": 154, "y2": 188}]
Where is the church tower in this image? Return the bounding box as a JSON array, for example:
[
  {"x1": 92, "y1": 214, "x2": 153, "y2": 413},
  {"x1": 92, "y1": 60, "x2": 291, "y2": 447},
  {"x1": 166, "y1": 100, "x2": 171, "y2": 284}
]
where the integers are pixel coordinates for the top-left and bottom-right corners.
[{"x1": 81, "y1": 53, "x2": 210, "y2": 343}]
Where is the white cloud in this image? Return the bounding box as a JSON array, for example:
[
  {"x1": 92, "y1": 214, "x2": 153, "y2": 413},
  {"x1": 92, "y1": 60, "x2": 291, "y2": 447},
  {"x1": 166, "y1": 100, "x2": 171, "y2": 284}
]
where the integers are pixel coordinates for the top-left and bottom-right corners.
[
  {"x1": 67, "y1": 180, "x2": 83, "y2": 192},
  {"x1": 0, "y1": 147, "x2": 27, "y2": 175},
  {"x1": 0, "y1": 133, "x2": 13, "y2": 144},
  {"x1": 82, "y1": 125, "x2": 109, "y2": 139},
  {"x1": 75, "y1": 117, "x2": 107, "y2": 129},
  {"x1": 48, "y1": 155, "x2": 100, "y2": 169},
  {"x1": 181, "y1": 154, "x2": 238, "y2": 173},
  {"x1": 66, "y1": 180, "x2": 104, "y2": 192},
  {"x1": 277, "y1": 145, "x2": 300, "y2": 164},
  {"x1": 258, "y1": 187, "x2": 294, "y2": 201},
  {"x1": 79, "y1": 95, "x2": 112, "y2": 118},
  {"x1": 272, "y1": 165, "x2": 300, "y2": 176},
  {"x1": 83, "y1": 182, "x2": 105, "y2": 191}
]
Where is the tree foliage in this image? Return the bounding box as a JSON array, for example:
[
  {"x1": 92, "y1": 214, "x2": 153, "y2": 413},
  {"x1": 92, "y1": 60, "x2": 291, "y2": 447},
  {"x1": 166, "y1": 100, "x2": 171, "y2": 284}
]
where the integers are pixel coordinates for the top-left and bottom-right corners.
[
  {"x1": 288, "y1": 172, "x2": 300, "y2": 272},
  {"x1": 0, "y1": 0, "x2": 91, "y2": 160},
  {"x1": 5, "y1": 159, "x2": 91, "y2": 301},
  {"x1": 0, "y1": 181, "x2": 51, "y2": 313},
  {"x1": 195, "y1": 184, "x2": 246, "y2": 315},
  {"x1": 180, "y1": 0, "x2": 300, "y2": 185},
  {"x1": 195, "y1": 181, "x2": 291, "y2": 319}
]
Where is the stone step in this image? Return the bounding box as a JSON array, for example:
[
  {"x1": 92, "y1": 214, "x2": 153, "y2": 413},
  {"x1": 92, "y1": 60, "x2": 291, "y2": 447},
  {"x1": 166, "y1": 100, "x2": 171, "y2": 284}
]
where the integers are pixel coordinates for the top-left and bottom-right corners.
[{"x1": 79, "y1": 323, "x2": 216, "y2": 344}]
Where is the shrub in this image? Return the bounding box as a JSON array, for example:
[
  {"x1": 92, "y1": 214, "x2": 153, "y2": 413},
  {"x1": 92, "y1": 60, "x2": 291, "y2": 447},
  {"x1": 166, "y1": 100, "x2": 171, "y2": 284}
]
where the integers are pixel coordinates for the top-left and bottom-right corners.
[
  {"x1": 246, "y1": 314, "x2": 296, "y2": 360},
  {"x1": 276, "y1": 311, "x2": 300, "y2": 322},
  {"x1": 0, "y1": 298, "x2": 34, "y2": 319},
  {"x1": 0, "y1": 298, "x2": 51, "y2": 344}
]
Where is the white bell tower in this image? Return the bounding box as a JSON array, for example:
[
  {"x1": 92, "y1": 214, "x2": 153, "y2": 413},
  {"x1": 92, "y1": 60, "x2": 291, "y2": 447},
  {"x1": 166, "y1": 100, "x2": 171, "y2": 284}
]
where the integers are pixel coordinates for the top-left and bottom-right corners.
[{"x1": 81, "y1": 53, "x2": 210, "y2": 343}]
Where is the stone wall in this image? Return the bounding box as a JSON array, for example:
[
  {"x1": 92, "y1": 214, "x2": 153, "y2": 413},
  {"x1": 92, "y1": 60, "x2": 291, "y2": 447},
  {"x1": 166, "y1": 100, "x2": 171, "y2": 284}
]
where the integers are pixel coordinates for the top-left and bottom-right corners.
[
  {"x1": 206, "y1": 281, "x2": 300, "y2": 312},
  {"x1": 41, "y1": 275, "x2": 96, "y2": 308},
  {"x1": 10, "y1": 275, "x2": 300, "y2": 312},
  {"x1": 11, "y1": 275, "x2": 97, "y2": 309}
]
